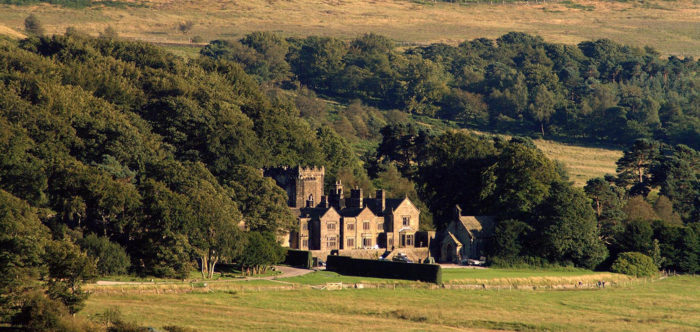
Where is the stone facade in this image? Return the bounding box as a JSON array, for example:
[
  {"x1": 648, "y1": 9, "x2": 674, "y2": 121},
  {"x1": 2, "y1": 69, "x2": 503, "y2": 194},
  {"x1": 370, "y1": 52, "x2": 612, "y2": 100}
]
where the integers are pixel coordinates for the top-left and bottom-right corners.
[
  {"x1": 267, "y1": 166, "x2": 424, "y2": 251},
  {"x1": 264, "y1": 166, "x2": 325, "y2": 208},
  {"x1": 439, "y1": 205, "x2": 495, "y2": 263}
]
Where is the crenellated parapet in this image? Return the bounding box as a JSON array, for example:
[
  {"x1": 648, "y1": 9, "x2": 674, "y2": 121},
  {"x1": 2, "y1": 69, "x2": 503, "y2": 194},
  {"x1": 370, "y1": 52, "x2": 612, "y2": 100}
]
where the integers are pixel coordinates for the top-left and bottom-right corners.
[{"x1": 263, "y1": 165, "x2": 325, "y2": 208}]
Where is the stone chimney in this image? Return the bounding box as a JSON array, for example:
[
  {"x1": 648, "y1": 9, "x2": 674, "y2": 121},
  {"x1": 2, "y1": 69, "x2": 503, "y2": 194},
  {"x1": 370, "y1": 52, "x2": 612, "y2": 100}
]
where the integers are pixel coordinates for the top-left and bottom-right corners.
[
  {"x1": 335, "y1": 180, "x2": 343, "y2": 197},
  {"x1": 376, "y1": 189, "x2": 386, "y2": 212},
  {"x1": 349, "y1": 187, "x2": 363, "y2": 208},
  {"x1": 329, "y1": 180, "x2": 345, "y2": 210}
]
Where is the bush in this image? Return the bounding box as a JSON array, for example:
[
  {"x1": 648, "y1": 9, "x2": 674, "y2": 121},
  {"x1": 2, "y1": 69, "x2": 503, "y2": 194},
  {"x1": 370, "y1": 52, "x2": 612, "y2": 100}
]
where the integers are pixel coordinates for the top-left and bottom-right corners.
[
  {"x1": 11, "y1": 291, "x2": 93, "y2": 332},
  {"x1": 611, "y1": 252, "x2": 658, "y2": 277},
  {"x1": 78, "y1": 234, "x2": 131, "y2": 276},
  {"x1": 326, "y1": 255, "x2": 442, "y2": 284}
]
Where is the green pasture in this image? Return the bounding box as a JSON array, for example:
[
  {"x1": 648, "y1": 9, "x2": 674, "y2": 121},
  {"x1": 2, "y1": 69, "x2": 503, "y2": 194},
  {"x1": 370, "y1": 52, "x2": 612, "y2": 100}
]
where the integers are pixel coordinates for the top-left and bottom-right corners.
[{"x1": 81, "y1": 275, "x2": 700, "y2": 331}]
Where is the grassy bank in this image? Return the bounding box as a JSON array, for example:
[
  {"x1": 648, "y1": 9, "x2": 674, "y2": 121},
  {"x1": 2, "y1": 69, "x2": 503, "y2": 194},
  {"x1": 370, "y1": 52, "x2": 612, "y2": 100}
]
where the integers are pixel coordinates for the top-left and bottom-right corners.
[{"x1": 81, "y1": 275, "x2": 700, "y2": 331}]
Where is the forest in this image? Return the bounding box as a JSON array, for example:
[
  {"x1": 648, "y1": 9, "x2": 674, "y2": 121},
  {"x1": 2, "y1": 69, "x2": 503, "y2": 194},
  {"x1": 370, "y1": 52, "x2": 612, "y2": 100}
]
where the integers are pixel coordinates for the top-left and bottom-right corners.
[
  {"x1": 202, "y1": 32, "x2": 699, "y2": 149},
  {"x1": 0, "y1": 30, "x2": 697, "y2": 330}
]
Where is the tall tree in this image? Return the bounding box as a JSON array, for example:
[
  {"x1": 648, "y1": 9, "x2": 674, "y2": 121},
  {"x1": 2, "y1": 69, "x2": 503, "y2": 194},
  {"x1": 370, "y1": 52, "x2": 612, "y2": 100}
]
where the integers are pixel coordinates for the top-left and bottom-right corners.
[
  {"x1": 528, "y1": 85, "x2": 556, "y2": 136},
  {"x1": 533, "y1": 182, "x2": 608, "y2": 268},
  {"x1": 480, "y1": 139, "x2": 560, "y2": 218},
  {"x1": 616, "y1": 139, "x2": 660, "y2": 196}
]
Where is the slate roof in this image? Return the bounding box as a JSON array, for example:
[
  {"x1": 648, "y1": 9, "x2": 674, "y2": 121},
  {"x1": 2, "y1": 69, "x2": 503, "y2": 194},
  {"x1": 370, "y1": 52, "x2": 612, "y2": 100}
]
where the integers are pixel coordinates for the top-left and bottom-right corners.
[
  {"x1": 386, "y1": 198, "x2": 406, "y2": 211},
  {"x1": 299, "y1": 207, "x2": 336, "y2": 219},
  {"x1": 458, "y1": 215, "x2": 496, "y2": 235},
  {"x1": 339, "y1": 207, "x2": 368, "y2": 217}
]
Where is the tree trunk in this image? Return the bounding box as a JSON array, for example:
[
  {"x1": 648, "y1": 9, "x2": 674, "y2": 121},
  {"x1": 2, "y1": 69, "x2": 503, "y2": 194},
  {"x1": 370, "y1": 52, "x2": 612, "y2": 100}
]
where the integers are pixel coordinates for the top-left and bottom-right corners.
[
  {"x1": 201, "y1": 255, "x2": 208, "y2": 279},
  {"x1": 540, "y1": 122, "x2": 545, "y2": 137},
  {"x1": 207, "y1": 257, "x2": 218, "y2": 279}
]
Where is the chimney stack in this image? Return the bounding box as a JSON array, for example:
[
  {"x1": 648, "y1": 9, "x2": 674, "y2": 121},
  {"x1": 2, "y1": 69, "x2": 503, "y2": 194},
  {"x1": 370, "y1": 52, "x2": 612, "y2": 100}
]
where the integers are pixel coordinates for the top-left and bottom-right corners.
[
  {"x1": 349, "y1": 187, "x2": 363, "y2": 208},
  {"x1": 376, "y1": 189, "x2": 385, "y2": 212}
]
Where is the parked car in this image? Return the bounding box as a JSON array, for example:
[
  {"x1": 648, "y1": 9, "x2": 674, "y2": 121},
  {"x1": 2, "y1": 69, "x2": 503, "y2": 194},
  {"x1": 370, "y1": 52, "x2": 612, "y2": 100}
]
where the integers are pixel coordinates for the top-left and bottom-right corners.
[
  {"x1": 392, "y1": 253, "x2": 413, "y2": 263},
  {"x1": 461, "y1": 258, "x2": 486, "y2": 266}
]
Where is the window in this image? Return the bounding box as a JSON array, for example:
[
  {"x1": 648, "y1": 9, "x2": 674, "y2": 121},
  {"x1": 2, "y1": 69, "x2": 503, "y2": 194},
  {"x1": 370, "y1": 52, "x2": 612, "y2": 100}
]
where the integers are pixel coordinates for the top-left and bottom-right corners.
[
  {"x1": 363, "y1": 221, "x2": 370, "y2": 230},
  {"x1": 402, "y1": 216, "x2": 410, "y2": 226},
  {"x1": 327, "y1": 236, "x2": 337, "y2": 249},
  {"x1": 347, "y1": 238, "x2": 354, "y2": 247},
  {"x1": 363, "y1": 238, "x2": 372, "y2": 247},
  {"x1": 406, "y1": 235, "x2": 414, "y2": 246},
  {"x1": 302, "y1": 239, "x2": 308, "y2": 248},
  {"x1": 302, "y1": 223, "x2": 308, "y2": 231},
  {"x1": 327, "y1": 223, "x2": 336, "y2": 230},
  {"x1": 388, "y1": 238, "x2": 394, "y2": 247},
  {"x1": 377, "y1": 223, "x2": 384, "y2": 231},
  {"x1": 347, "y1": 223, "x2": 354, "y2": 231}
]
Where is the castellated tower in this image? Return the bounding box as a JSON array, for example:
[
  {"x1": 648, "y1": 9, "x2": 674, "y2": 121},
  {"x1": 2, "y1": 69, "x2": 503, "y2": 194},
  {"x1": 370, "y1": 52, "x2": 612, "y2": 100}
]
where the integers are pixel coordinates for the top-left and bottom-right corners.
[
  {"x1": 295, "y1": 166, "x2": 325, "y2": 208},
  {"x1": 264, "y1": 166, "x2": 325, "y2": 208}
]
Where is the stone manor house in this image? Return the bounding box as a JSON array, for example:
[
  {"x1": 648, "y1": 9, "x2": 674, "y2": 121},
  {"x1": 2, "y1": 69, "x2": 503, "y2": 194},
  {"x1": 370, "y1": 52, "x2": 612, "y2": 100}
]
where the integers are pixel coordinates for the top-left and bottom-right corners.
[
  {"x1": 264, "y1": 166, "x2": 427, "y2": 251},
  {"x1": 264, "y1": 166, "x2": 495, "y2": 263}
]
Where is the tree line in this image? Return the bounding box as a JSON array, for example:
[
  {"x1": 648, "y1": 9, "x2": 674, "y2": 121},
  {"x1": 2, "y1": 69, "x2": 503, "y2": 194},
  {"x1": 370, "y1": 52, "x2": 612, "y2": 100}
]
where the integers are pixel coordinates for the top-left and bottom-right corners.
[
  {"x1": 202, "y1": 31, "x2": 699, "y2": 150},
  {"x1": 372, "y1": 124, "x2": 698, "y2": 272}
]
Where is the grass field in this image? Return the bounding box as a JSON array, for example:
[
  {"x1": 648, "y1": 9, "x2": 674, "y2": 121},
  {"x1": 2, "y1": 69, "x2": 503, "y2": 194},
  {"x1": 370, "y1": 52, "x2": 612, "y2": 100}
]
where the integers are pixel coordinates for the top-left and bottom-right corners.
[
  {"x1": 532, "y1": 138, "x2": 622, "y2": 186},
  {"x1": 0, "y1": 0, "x2": 698, "y2": 57},
  {"x1": 80, "y1": 275, "x2": 700, "y2": 331},
  {"x1": 462, "y1": 128, "x2": 623, "y2": 186}
]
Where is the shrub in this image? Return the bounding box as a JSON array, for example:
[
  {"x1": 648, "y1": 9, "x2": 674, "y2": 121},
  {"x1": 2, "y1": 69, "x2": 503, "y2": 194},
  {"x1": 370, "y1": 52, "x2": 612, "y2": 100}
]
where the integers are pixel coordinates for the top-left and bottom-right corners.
[
  {"x1": 11, "y1": 291, "x2": 93, "y2": 332},
  {"x1": 611, "y1": 252, "x2": 658, "y2": 277},
  {"x1": 24, "y1": 14, "x2": 44, "y2": 36},
  {"x1": 78, "y1": 234, "x2": 131, "y2": 276}
]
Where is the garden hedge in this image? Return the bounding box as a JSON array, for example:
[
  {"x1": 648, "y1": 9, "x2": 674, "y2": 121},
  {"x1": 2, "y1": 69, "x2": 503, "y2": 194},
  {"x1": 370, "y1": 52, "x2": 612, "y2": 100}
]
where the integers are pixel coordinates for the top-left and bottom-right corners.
[
  {"x1": 284, "y1": 249, "x2": 313, "y2": 269},
  {"x1": 326, "y1": 255, "x2": 442, "y2": 284}
]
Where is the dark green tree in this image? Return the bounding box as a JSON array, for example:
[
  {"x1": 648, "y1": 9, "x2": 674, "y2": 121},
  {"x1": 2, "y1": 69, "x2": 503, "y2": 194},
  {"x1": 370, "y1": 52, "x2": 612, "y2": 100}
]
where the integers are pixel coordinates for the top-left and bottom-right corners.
[
  {"x1": 616, "y1": 139, "x2": 660, "y2": 196},
  {"x1": 533, "y1": 182, "x2": 608, "y2": 268},
  {"x1": 24, "y1": 14, "x2": 44, "y2": 36}
]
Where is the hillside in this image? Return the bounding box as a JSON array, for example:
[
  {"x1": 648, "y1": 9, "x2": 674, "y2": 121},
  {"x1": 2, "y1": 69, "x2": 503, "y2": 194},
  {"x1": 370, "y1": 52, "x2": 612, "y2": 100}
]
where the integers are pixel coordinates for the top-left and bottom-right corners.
[
  {"x1": 0, "y1": 0, "x2": 698, "y2": 57},
  {"x1": 462, "y1": 129, "x2": 623, "y2": 186}
]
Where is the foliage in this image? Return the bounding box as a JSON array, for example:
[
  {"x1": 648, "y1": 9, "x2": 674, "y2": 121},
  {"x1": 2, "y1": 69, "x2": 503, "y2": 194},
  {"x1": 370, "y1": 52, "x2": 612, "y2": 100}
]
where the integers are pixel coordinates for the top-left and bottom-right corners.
[
  {"x1": 610, "y1": 252, "x2": 657, "y2": 277},
  {"x1": 44, "y1": 240, "x2": 97, "y2": 314},
  {"x1": 77, "y1": 234, "x2": 131, "y2": 276},
  {"x1": 0, "y1": 189, "x2": 50, "y2": 321},
  {"x1": 24, "y1": 14, "x2": 44, "y2": 36},
  {"x1": 11, "y1": 291, "x2": 72, "y2": 332},
  {"x1": 532, "y1": 182, "x2": 608, "y2": 269},
  {"x1": 200, "y1": 32, "x2": 700, "y2": 150},
  {"x1": 239, "y1": 232, "x2": 285, "y2": 275}
]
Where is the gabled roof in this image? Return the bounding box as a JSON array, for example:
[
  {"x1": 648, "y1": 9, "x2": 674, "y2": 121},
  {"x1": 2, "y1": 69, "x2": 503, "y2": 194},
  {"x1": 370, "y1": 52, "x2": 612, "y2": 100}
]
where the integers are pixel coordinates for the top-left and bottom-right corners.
[
  {"x1": 340, "y1": 206, "x2": 376, "y2": 218},
  {"x1": 444, "y1": 231, "x2": 463, "y2": 247},
  {"x1": 386, "y1": 196, "x2": 419, "y2": 213},
  {"x1": 299, "y1": 206, "x2": 339, "y2": 220},
  {"x1": 458, "y1": 215, "x2": 496, "y2": 235}
]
